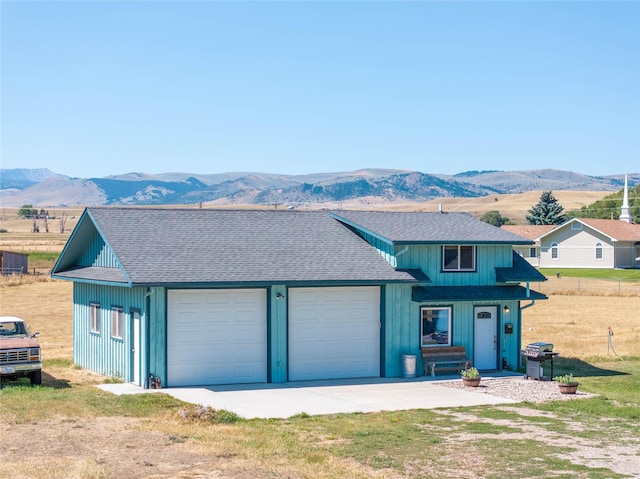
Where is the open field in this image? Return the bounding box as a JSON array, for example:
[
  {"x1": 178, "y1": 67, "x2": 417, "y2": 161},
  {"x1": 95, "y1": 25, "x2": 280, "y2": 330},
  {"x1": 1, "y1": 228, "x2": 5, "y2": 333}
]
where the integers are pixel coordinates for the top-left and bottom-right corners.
[
  {"x1": 375, "y1": 190, "x2": 612, "y2": 222},
  {"x1": 1, "y1": 278, "x2": 640, "y2": 478}
]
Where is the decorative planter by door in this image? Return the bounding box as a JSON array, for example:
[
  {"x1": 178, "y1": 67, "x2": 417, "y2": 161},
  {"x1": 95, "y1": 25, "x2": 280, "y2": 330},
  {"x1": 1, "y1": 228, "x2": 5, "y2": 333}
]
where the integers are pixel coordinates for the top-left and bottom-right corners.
[
  {"x1": 462, "y1": 377, "x2": 481, "y2": 387},
  {"x1": 558, "y1": 383, "x2": 579, "y2": 394}
]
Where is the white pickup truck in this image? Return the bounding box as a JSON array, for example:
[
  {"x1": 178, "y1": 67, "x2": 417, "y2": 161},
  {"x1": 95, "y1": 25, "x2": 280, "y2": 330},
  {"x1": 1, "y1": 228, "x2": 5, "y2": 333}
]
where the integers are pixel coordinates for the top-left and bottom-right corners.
[{"x1": 0, "y1": 316, "x2": 42, "y2": 385}]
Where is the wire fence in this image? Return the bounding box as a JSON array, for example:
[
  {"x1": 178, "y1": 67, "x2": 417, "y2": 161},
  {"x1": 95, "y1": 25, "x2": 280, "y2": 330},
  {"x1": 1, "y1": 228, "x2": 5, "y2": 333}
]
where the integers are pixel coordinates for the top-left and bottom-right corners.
[{"x1": 532, "y1": 277, "x2": 640, "y2": 296}]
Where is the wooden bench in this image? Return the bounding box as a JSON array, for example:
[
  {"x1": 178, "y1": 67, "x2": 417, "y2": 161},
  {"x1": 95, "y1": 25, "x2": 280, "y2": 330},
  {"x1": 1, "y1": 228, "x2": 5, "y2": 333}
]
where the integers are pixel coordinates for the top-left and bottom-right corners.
[{"x1": 422, "y1": 346, "x2": 470, "y2": 377}]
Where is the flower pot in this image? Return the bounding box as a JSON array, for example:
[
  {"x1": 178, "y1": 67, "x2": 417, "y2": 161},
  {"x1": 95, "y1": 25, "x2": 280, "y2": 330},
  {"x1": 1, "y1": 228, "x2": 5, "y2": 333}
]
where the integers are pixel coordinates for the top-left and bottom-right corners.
[
  {"x1": 558, "y1": 382, "x2": 579, "y2": 394},
  {"x1": 462, "y1": 376, "x2": 481, "y2": 387}
]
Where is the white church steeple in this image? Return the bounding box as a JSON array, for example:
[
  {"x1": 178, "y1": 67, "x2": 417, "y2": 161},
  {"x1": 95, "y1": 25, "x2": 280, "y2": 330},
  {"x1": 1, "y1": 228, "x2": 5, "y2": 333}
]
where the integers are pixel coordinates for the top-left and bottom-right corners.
[{"x1": 619, "y1": 173, "x2": 631, "y2": 223}]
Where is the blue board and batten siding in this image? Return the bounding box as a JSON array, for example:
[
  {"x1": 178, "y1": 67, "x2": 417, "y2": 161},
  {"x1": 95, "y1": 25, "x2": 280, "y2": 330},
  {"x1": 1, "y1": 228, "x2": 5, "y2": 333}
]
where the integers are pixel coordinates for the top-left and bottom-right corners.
[
  {"x1": 79, "y1": 232, "x2": 120, "y2": 268},
  {"x1": 73, "y1": 282, "x2": 147, "y2": 381},
  {"x1": 398, "y1": 244, "x2": 513, "y2": 285},
  {"x1": 381, "y1": 243, "x2": 523, "y2": 376}
]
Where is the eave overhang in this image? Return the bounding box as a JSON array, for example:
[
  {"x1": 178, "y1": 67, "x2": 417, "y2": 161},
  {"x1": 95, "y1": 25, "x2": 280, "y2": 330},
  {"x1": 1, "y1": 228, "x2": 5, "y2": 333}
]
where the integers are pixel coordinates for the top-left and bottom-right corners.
[
  {"x1": 412, "y1": 285, "x2": 547, "y2": 302},
  {"x1": 496, "y1": 252, "x2": 547, "y2": 283}
]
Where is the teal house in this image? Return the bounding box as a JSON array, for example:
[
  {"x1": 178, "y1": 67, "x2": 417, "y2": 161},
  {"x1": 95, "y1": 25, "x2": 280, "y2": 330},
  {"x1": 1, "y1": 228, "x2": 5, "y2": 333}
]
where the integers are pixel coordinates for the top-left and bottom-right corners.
[{"x1": 52, "y1": 208, "x2": 546, "y2": 388}]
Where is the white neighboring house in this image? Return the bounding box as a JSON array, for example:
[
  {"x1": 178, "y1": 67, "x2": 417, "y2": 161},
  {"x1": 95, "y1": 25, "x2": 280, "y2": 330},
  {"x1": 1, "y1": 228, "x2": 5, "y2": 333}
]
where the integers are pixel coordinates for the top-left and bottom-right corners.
[
  {"x1": 504, "y1": 174, "x2": 640, "y2": 269},
  {"x1": 501, "y1": 225, "x2": 556, "y2": 267},
  {"x1": 536, "y1": 218, "x2": 640, "y2": 269}
]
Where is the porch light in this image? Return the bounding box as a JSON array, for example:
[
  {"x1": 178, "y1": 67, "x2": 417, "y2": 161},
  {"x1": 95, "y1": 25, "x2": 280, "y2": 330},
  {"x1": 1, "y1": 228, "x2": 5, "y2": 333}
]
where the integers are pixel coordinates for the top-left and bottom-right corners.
[{"x1": 503, "y1": 306, "x2": 510, "y2": 313}]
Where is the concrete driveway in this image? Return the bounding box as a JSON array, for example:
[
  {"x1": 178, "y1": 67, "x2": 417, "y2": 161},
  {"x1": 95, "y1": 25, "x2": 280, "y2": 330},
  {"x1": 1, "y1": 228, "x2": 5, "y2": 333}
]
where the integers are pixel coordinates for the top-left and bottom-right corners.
[{"x1": 99, "y1": 375, "x2": 519, "y2": 419}]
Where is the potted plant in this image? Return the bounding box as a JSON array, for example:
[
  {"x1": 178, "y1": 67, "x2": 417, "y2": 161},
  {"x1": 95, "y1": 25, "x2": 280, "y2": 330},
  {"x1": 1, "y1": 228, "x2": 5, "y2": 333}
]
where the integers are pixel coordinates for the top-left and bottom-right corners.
[
  {"x1": 554, "y1": 373, "x2": 579, "y2": 394},
  {"x1": 461, "y1": 367, "x2": 481, "y2": 387}
]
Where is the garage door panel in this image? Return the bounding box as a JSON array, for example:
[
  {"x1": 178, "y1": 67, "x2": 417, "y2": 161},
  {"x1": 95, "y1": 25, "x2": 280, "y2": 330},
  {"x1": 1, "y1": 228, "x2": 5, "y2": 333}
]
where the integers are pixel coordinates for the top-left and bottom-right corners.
[
  {"x1": 168, "y1": 289, "x2": 267, "y2": 386},
  {"x1": 289, "y1": 287, "x2": 380, "y2": 381}
]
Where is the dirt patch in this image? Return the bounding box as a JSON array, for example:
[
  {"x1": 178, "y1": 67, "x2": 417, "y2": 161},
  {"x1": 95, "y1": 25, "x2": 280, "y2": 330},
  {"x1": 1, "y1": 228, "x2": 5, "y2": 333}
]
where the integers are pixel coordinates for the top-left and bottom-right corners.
[
  {"x1": 0, "y1": 416, "x2": 273, "y2": 479},
  {"x1": 436, "y1": 407, "x2": 640, "y2": 478}
]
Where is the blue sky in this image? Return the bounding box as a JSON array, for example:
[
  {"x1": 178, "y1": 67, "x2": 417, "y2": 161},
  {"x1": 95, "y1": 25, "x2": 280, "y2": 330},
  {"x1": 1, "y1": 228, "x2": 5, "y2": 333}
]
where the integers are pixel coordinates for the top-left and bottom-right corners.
[{"x1": 1, "y1": 1, "x2": 639, "y2": 179}]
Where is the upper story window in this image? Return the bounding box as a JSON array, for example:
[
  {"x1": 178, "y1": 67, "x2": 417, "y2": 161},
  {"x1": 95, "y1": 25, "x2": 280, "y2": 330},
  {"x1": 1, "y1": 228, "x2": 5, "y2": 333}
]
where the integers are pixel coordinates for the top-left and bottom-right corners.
[
  {"x1": 551, "y1": 242, "x2": 558, "y2": 260},
  {"x1": 90, "y1": 303, "x2": 100, "y2": 334},
  {"x1": 595, "y1": 243, "x2": 603, "y2": 260},
  {"x1": 442, "y1": 245, "x2": 476, "y2": 271},
  {"x1": 111, "y1": 306, "x2": 124, "y2": 339}
]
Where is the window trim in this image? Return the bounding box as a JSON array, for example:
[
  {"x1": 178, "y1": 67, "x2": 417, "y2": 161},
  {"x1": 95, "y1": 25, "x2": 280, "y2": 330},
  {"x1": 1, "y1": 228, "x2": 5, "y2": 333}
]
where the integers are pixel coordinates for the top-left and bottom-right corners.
[
  {"x1": 420, "y1": 306, "x2": 452, "y2": 348},
  {"x1": 442, "y1": 245, "x2": 476, "y2": 272},
  {"x1": 550, "y1": 242, "x2": 558, "y2": 260},
  {"x1": 595, "y1": 242, "x2": 603, "y2": 260},
  {"x1": 111, "y1": 306, "x2": 124, "y2": 340},
  {"x1": 90, "y1": 303, "x2": 101, "y2": 334}
]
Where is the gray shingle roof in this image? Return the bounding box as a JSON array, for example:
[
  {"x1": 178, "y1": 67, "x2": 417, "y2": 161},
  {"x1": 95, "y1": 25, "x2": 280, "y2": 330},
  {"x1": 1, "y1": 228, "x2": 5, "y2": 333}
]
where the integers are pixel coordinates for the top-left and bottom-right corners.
[
  {"x1": 331, "y1": 211, "x2": 533, "y2": 244},
  {"x1": 53, "y1": 266, "x2": 129, "y2": 284},
  {"x1": 71, "y1": 208, "x2": 423, "y2": 286}
]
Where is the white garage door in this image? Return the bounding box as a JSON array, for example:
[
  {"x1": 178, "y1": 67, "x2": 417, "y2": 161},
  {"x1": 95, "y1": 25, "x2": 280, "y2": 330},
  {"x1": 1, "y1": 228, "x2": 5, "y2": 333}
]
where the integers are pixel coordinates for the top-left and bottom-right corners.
[
  {"x1": 167, "y1": 289, "x2": 267, "y2": 386},
  {"x1": 289, "y1": 287, "x2": 380, "y2": 381}
]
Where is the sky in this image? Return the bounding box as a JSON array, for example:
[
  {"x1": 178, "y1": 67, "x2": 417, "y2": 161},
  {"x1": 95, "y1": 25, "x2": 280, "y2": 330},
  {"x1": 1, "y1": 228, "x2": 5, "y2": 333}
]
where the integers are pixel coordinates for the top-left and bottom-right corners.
[{"x1": 1, "y1": 1, "x2": 639, "y2": 179}]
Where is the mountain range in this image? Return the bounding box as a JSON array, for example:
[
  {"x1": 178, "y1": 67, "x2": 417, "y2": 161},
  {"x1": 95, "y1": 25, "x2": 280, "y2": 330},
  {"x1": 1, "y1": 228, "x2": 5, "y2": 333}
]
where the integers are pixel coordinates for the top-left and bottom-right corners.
[{"x1": 0, "y1": 168, "x2": 636, "y2": 208}]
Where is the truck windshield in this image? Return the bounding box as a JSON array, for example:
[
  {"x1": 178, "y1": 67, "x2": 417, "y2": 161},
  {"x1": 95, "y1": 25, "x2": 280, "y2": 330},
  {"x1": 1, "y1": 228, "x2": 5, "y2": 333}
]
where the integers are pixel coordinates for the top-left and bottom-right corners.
[{"x1": 0, "y1": 322, "x2": 27, "y2": 336}]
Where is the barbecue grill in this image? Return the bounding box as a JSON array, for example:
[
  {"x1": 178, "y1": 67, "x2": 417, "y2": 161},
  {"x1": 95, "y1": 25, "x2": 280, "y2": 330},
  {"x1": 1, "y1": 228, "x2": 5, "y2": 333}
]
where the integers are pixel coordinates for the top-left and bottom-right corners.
[{"x1": 522, "y1": 342, "x2": 558, "y2": 380}]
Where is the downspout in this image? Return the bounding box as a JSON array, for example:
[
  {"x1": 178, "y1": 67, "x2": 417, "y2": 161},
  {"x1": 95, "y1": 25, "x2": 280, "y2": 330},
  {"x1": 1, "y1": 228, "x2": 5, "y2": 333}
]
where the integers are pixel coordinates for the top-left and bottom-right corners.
[
  {"x1": 520, "y1": 300, "x2": 536, "y2": 310},
  {"x1": 143, "y1": 287, "x2": 154, "y2": 389},
  {"x1": 520, "y1": 282, "x2": 536, "y2": 310}
]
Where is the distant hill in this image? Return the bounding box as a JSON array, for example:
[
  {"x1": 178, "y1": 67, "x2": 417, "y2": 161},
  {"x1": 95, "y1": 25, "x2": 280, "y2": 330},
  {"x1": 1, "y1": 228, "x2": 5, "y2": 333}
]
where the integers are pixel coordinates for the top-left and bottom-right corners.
[
  {"x1": 0, "y1": 167, "x2": 637, "y2": 208},
  {"x1": 447, "y1": 169, "x2": 626, "y2": 191},
  {"x1": 0, "y1": 168, "x2": 66, "y2": 190}
]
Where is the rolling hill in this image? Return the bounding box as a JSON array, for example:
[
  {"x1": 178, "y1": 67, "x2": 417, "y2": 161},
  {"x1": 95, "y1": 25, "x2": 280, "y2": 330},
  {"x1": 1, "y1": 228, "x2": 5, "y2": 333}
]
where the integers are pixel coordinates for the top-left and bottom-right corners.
[{"x1": 0, "y1": 167, "x2": 636, "y2": 208}]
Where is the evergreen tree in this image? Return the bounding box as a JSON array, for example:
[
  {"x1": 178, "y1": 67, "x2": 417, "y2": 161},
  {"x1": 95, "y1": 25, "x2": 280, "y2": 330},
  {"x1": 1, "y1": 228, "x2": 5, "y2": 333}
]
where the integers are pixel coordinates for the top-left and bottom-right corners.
[{"x1": 526, "y1": 191, "x2": 566, "y2": 225}]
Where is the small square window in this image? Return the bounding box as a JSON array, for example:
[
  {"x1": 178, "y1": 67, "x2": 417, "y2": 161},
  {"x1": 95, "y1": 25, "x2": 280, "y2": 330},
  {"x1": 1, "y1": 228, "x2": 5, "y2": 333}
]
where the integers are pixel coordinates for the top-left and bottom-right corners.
[{"x1": 443, "y1": 245, "x2": 476, "y2": 271}]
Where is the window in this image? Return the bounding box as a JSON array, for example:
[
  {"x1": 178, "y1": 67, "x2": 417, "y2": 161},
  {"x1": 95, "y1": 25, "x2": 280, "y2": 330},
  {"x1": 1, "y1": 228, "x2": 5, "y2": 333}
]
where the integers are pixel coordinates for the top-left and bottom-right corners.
[
  {"x1": 571, "y1": 222, "x2": 582, "y2": 230},
  {"x1": 90, "y1": 303, "x2": 100, "y2": 333},
  {"x1": 111, "y1": 306, "x2": 123, "y2": 339},
  {"x1": 442, "y1": 245, "x2": 476, "y2": 271},
  {"x1": 529, "y1": 247, "x2": 537, "y2": 258},
  {"x1": 595, "y1": 243, "x2": 603, "y2": 260},
  {"x1": 421, "y1": 307, "x2": 452, "y2": 347},
  {"x1": 551, "y1": 242, "x2": 558, "y2": 260}
]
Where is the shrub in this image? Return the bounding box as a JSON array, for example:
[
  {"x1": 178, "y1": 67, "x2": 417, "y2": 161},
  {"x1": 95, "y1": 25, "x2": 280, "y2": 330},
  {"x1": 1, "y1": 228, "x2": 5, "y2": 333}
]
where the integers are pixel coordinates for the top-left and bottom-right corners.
[{"x1": 176, "y1": 405, "x2": 241, "y2": 424}]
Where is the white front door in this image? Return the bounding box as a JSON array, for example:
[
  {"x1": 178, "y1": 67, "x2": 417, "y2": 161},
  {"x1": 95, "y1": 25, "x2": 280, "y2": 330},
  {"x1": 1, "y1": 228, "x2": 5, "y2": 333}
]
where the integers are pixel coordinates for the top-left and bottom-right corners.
[
  {"x1": 474, "y1": 306, "x2": 498, "y2": 370},
  {"x1": 132, "y1": 310, "x2": 141, "y2": 386}
]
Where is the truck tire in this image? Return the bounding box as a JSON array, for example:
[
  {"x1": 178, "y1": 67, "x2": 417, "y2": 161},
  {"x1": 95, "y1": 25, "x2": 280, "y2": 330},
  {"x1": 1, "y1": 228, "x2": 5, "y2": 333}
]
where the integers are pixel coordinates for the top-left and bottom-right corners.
[{"x1": 30, "y1": 370, "x2": 42, "y2": 385}]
